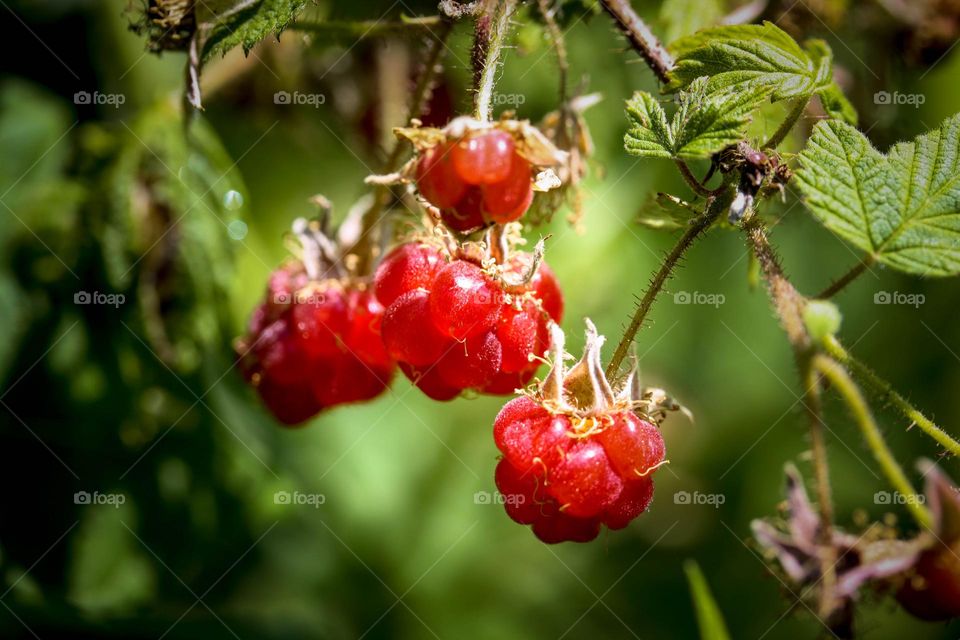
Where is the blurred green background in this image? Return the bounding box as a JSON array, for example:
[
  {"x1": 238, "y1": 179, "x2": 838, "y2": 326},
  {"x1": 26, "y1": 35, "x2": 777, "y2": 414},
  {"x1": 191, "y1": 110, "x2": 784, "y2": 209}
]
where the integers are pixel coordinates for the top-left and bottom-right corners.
[{"x1": 2, "y1": 0, "x2": 960, "y2": 638}]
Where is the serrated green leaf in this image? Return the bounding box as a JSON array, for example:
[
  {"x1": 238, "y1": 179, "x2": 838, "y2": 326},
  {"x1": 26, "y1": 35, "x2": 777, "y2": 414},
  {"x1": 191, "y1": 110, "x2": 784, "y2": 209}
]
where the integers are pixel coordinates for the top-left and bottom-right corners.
[
  {"x1": 817, "y1": 82, "x2": 858, "y2": 125},
  {"x1": 199, "y1": 0, "x2": 308, "y2": 62},
  {"x1": 659, "y1": 0, "x2": 724, "y2": 43},
  {"x1": 796, "y1": 115, "x2": 960, "y2": 276},
  {"x1": 624, "y1": 91, "x2": 673, "y2": 159},
  {"x1": 684, "y1": 561, "x2": 731, "y2": 640},
  {"x1": 625, "y1": 78, "x2": 769, "y2": 160},
  {"x1": 667, "y1": 22, "x2": 832, "y2": 102}
]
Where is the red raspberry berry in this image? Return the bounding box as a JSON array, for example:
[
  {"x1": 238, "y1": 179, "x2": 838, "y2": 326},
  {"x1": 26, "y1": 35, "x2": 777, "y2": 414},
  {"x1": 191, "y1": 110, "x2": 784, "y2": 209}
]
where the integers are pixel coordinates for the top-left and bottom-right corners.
[
  {"x1": 898, "y1": 541, "x2": 960, "y2": 620},
  {"x1": 237, "y1": 258, "x2": 396, "y2": 426},
  {"x1": 382, "y1": 289, "x2": 453, "y2": 366},
  {"x1": 451, "y1": 130, "x2": 515, "y2": 185},
  {"x1": 491, "y1": 321, "x2": 668, "y2": 543},
  {"x1": 374, "y1": 243, "x2": 443, "y2": 307},
  {"x1": 416, "y1": 142, "x2": 468, "y2": 208},
  {"x1": 482, "y1": 154, "x2": 534, "y2": 224},
  {"x1": 440, "y1": 187, "x2": 486, "y2": 233},
  {"x1": 379, "y1": 243, "x2": 563, "y2": 400},
  {"x1": 428, "y1": 261, "x2": 502, "y2": 340},
  {"x1": 529, "y1": 261, "x2": 563, "y2": 322}
]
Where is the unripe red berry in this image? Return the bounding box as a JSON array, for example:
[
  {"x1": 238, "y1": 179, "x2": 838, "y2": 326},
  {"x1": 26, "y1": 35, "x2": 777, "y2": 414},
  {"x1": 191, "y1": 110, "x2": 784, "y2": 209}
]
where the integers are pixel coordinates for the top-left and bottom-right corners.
[
  {"x1": 436, "y1": 330, "x2": 503, "y2": 389},
  {"x1": 382, "y1": 289, "x2": 453, "y2": 366},
  {"x1": 441, "y1": 187, "x2": 486, "y2": 232},
  {"x1": 417, "y1": 142, "x2": 468, "y2": 208},
  {"x1": 399, "y1": 362, "x2": 461, "y2": 401},
  {"x1": 482, "y1": 154, "x2": 534, "y2": 224}
]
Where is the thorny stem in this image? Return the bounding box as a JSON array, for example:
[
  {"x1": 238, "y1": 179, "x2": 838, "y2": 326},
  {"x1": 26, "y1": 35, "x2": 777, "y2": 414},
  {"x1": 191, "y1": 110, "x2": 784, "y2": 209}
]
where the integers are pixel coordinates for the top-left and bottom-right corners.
[
  {"x1": 815, "y1": 255, "x2": 874, "y2": 299},
  {"x1": 599, "y1": 0, "x2": 675, "y2": 84},
  {"x1": 763, "y1": 96, "x2": 809, "y2": 149},
  {"x1": 744, "y1": 220, "x2": 809, "y2": 349},
  {"x1": 537, "y1": 0, "x2": 568, "y2": 102},
  {"x1": 822, "y1": 335, "x2": 960, "y2": 456},
  {"x1": 814, "y1": 354, "x2": 934, "y2": 529},
  {"x1": 605, "y1": 197, "x2": 725, "y2": 379},
  {"x1": 474, "y1": 0, "x2": 519, "y2": 121},
  {"x1": 353, "y1": 21, "x2": 453, "y2": 275}
]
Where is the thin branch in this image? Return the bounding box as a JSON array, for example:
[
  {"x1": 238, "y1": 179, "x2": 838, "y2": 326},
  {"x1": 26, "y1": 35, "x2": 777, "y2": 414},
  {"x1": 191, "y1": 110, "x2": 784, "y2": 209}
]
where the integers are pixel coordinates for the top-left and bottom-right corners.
[
  {"x1": 763, "y1": 96, "x2": 809, "y2": 149},
  {"x1": 537, "y1": 0, "x2": 569, "y2": 102},
  {"x1": 606, "y1": 197, "x2": 724, "y2": 378},
  {"x1": 744, "y1": 220, "x2": 809, "y2": 349},
  {"x1": 289, "y1": 16, "x2": 443, "y2": 38},
  {"x1": 823, "y1": 335, "x2": 960, "y2": 457},
  {"x1": 675, "y1": 159, "x2": 720, "y2": 198},
  {"x1": 815, "y1": 255, "x2": 874, "y2": 299},
  {"x1": 599, "y1": 0, "x2": 675, "y2": 84},
  {"x1": 814, "y1": 354, "x2": 933, "y2": 529},
  {"x1": 474, "y1": 0, "x2": 519, "y2": 121}
]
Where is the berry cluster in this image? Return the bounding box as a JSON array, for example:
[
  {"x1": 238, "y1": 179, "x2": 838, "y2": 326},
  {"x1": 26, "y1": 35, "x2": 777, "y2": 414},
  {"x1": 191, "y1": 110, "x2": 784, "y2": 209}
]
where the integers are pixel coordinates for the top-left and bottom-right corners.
[
  {"x1": 493, "y1": 322, "x2": 668, "y2": 543},
  {"x1": 236, "y1": 220, "x2": 394, "y2": 425},
  {"x1": 417, "y1": 129, "x2": 534, "y2": 232},
  {"x1": 375, "y1": 240, "x2": 563, "y2": 400}
]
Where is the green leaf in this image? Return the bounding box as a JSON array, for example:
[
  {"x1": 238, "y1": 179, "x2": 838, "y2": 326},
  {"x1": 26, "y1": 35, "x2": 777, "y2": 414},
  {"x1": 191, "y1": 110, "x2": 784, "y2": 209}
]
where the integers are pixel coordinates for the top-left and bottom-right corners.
[
  {"x1": 817, "y1": 82, "x2": 858, "y2": 125},
  {"x1": 624, "y1": 91, "x2": 673, "y2": 159},
  {"x1": 796, "y1": 115, "x2": 960, "y2": 276},
  {"x1": 684, "y1": 560, "x2": 732, "y2": 640},
  {"x1": 667, "y1": 22, "x2": 833, "y2": 102},
  {"x1": 659, "y1": 0, "x2": 724, "y2": 43},
  {"x1": 199, "y1": 0, "x2": 308, "y2": 62},
  {"x1": 625, "y1": 78, "x2": 770, "y2": 160}
]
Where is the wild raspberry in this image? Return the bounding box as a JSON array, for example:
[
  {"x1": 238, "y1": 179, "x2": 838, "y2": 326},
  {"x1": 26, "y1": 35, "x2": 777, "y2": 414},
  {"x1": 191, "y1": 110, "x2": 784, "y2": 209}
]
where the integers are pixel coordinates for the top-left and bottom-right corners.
[
  {"x1": 415, "y1": 128, "x2": 536, "y2": 231},
  {"x1": 375, "y1": 241, "x2": 563, "y2": 400},
  {"x1": 493, "y1": 321, "x2": 677, "y2": 543},
  {"x1": 236, "y1": 219, "x2": 396, "y2": 426}
]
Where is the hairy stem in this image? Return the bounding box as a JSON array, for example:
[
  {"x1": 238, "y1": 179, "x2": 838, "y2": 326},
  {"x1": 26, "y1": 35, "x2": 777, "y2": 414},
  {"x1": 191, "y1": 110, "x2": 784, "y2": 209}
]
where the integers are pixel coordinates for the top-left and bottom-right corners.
[
  {"x1": 599, "y1": 0, "x2": 675, "y2": 84},
  {"x1": 606, "y1": 199, "x2": 724, "y2": 378},
  {"x1": 815, "y1": 255, "x2": 874, "y2": 299},
  {"x1": 474, "y1": 0, "x2": 518, "y2": 121},
  {"x1": 744, "y1": 220, "x2": 809, "y2": 349},
  {"x1": 814, "y1": 355, "x2": 933, "y2": 529},
  {"x1": 822, "y1": 335, "x2": 960, "y2": 456},
  {"x1": 763, "y1": 97, "x2": 809, "y2": 149}
]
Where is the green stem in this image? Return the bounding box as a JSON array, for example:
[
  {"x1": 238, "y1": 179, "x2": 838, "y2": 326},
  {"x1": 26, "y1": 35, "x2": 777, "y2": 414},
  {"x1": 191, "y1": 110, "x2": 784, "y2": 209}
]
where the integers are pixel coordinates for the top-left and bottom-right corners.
[
  {"x1": 763, "y1": 97, "x2": 809, "y2": 149},
  {"x1": 814, "y1": 354, "x2": 933, "y2": 529},
  {"x1": 606, "y1": 197, "x2": 725, "y2": 378},
  {"x1": 822, "y1": 335, "x2": 960, "y2": 456},
  {"x1": 474, "y1": 0, "x2": 518, "y2": 122},
  {"x1": 815, "y1": 255, "x2": 874, "y2": 299}
]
